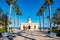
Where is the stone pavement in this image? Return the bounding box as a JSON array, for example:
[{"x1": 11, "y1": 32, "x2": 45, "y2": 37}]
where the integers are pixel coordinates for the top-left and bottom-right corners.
[
  {"x1": 13, "y1": 30, "x2": 60, "y2": 40},
  {"x1": 1, "y1": 30, "x2": 60, "y2": 40}
]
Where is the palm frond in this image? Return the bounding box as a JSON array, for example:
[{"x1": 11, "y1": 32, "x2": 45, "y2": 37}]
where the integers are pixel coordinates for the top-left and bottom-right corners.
[
  {"x1": 41, "y1": 5, "x2": 46, "y2": 11},
  {"x1": 37, "y1": 10, "x2": 43, "y2": 16},
  {"x1": 6, "y1": 0, "x2": 16, "y2": 5},
  {"x1": 44, "y1": 0, "x2": 53, "y2": 5}
]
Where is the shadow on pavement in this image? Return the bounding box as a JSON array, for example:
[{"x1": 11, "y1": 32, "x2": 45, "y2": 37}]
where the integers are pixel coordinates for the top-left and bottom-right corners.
[
  {"x1": 32, "y1": 33, "x2": 53, "y2": 38},
  {"x1": 13, "y1": 32, "x2": 36, "y2": 40},
  {"x1": 0, "y1": 35, "x2": 2, "y2": 38},
  {"x1": 7, "y1": 37, "x2": 13, "y2": 40},
  {"x1": 6, "y1": 34, "x2": 16, "y2": 40},
  {"x1": 20, "y1": 34, "x2": 36, "y2": 40}
]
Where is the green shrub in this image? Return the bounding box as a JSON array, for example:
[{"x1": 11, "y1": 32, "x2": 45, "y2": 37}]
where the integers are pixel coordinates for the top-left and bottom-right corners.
[
  {"x1": 0, "y1": 28, "x2": 1, "y2": 32},
  {"x1": 0, "y1": 27, "x2": 6, "y2": 34},
  {"x1": 52, "y1": 29, "x2": 60, "y2": 33},
  {"x1": 48, "y1": 27, "x2": 60, "y2": 34}
]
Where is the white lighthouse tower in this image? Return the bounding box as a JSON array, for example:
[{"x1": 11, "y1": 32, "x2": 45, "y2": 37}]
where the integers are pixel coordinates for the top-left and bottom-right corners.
[{"x1": 27, "y1": 17, "x2": 31, "y2": 24}]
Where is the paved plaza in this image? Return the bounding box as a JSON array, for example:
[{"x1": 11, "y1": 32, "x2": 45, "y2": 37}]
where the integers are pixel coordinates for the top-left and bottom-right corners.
[
  {"x1": 0, "y1": 30, "x2": 60, "y2": 40},
  {"x1": 13, "y1": 31, "x2": 60, "y2": 40}
]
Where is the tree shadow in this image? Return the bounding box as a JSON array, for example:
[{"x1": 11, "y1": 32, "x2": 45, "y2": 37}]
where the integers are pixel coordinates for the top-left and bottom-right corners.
[
  {"x1": 9, "y1": 32, "x2": 36, "y2": 40},
  {"x1": 7, "y1": 36, "x2": 13, "y2": 40},
  {"x1": 31, "y1": 38, "x2": 36, "y2": 40},
  {"x1": 7, "y1": 34, "x2": 16, "y2": 40},
  {"x1": 0, "y1": 35, "x2": 2, "y2": 38},
  {"x1": 20, "y1": 34, "x2": 36, "y2": 40},
  {"x1": 32, "y1": 33, "x2": 53, "y2": 38}
]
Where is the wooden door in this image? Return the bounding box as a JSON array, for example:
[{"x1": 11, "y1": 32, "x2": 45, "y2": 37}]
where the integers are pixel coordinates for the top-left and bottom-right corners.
[{"x1": 34, "y1": 25, "x2": 36, "y2": 29}]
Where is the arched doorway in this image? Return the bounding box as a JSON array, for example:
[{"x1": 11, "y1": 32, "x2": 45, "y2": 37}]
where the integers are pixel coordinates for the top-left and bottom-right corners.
[
  {"x1": 34, "y1": 25, "x2": 36, "y2": 29},
  {"x1": 23, "y1": 25, "x2": 25, "y2": 30},
  {"x1": 28, "y1": 25, "x2": 30, "y2": 29}
]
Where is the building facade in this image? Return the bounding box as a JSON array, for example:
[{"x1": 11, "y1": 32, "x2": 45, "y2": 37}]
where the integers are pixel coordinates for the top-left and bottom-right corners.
[{"x1": 20, "y1": 17, "x2": 39, "y2": 31}]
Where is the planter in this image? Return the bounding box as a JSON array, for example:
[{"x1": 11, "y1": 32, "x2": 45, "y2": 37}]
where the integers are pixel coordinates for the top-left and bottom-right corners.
[
  {"x1": 56, "y1": 33, "x2": 60, "y2": 37},
  {"x1": 48, "y1": 31, "x2": 50, "y2": 34},
  {"x1": 0, "y1": 33, "x2": 2, "y2": 37}
]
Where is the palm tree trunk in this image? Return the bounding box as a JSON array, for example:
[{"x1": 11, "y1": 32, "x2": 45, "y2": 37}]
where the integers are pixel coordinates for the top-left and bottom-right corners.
[
  {"x1": 48, "y1": 5, "x2": 52, "y2": 32},
  {"x1": 39, "y1": 16, "x2": 41, "y2": 31},
  {"x1": 7, "y1": 4, "x2": 12, "y2": 33},
  {"x1": 18, "y1": 15, "x2": 20, "y2": 28},
  {"x1": 14, "y1": 12, "x2": 16, "y2": 31},
  {"x1": 43, "y1": 13, "x2": 44, "y2": 32}
]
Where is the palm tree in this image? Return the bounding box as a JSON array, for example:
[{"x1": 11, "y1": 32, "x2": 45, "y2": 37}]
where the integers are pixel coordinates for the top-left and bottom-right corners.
[
  {"x1": 44, "y1": 0, "x2": 53, "y2": 32},
  {"x1": 37, "y1": 9, "x2": 43, "y2": 31},
  {"x1": 17, "y1": 9, "x2": 22, "y2": 29},
  {"x1": 13, "y1": 4, "x2": 19, "y2": 30},
  {"x1": 0, "y1": 8, "x2": 5, "y2": 27},
  {"x1": 51, "y1": 16, "x2": 57, "y2": 27},
  {"x1": 57, "y1": 8, "x2": 60, "y2": 24},
  {"x1": 0, "y1": 8, "x2": 2, "y2": 24},
  {"x1": 14, "y1": 5, "x2": 22, "y2": 29},
  {"x1": 50, "y1": 7, "x2": 60, "y2": 32},
  {"x1": 53, "y1": 7, "x2": 60, "y2": 25},
  {"x1": 40, "y1": 5, "x2": 46, "y2": 32},
  {"x1": 0, "y1": 8, "x2": 8, "y2": 32},
  {"x1": 2, "y1": 13, "x2": 9, "y2": 32},
  {"x1": 5, "y1": 0, "x2": 16, "y2": 32},
  {"x1": 5, "y1": 14, "x2": 8, "y2": 32}
]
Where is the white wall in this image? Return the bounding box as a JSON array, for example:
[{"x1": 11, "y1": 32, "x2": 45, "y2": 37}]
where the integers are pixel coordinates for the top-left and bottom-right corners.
[{"x1": 20, "y1": 23, "x2": 39, "y2": 31}]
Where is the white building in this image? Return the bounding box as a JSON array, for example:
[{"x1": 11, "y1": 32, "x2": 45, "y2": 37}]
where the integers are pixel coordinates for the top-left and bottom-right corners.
[{"x1": 20, "y1": 17, "x2": 39, "y2": 31}]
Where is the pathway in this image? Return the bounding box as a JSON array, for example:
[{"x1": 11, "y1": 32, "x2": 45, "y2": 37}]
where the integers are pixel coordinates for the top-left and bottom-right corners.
[{"x1": 13, "y1": 30, "x2": 60, "y2": 40}]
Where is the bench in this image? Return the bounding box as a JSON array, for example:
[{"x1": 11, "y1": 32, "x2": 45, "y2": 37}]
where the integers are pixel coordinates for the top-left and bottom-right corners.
[{"x1": 46, "y1": 32, "x2": 57, "y2": 38}]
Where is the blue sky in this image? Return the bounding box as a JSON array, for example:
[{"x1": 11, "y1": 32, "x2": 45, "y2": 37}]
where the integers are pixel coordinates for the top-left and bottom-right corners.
[{"x1": 0, "y1": 0, "x2": 60, "y2": 28}]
